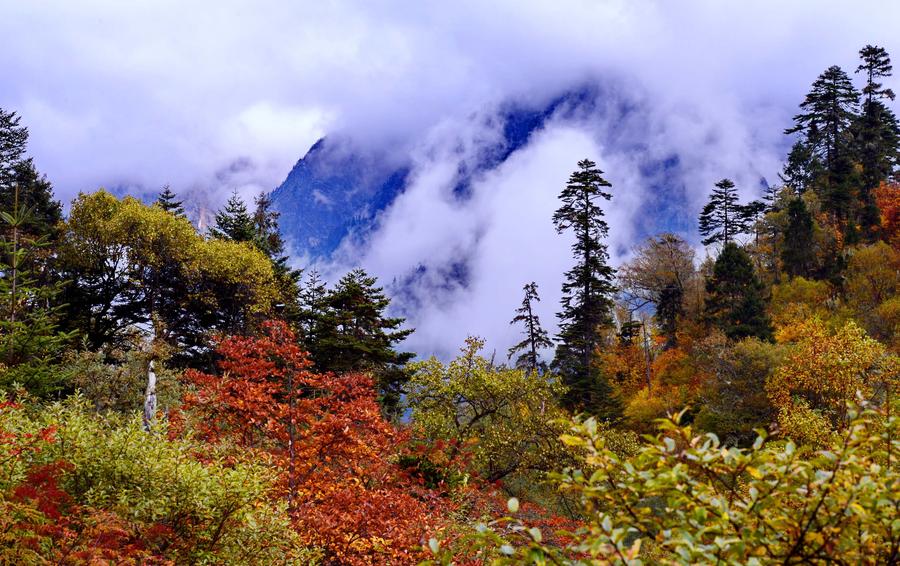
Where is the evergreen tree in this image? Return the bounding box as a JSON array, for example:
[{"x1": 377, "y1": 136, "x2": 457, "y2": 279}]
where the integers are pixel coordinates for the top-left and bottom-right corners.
[
  {"x1": 0, "y1": 109, "x2": 61, "y2": 240},
  {"x1": 786, "y1": 65, "x2": 860, "y2": 169},
  {"x1": 0, "y1": 187, "x2": 75, "y2": 395},
  {"x1": 252, "y1": 191, "x2": 301, "y2": 321},
  {"x1": 209, "y1": 190, "x2": 255, "y2": 242},
  {"x1": 310, "y1": 268, "x2": 414, "y2": 415},
  {"x1": 0, "y1": 108, "x2": 28, "y2": 191},
  {"x1": 704, "y1": 242, "x2": 773, "y2": 341},
  {"x1": 779, "y1": 141, "x2": 821, "y2": 195},
  {"x1": 551, "y1": 159, "x2": 619, "y2": 417},
  {"x1": 698, "y1": 178, "x2": 745, "y2": 246},
  {"x1": 507, "y1": 282, "x2": 554, "y2": 374},
  {"x1": 781, "y1": 198, "x2": 817, "y2": 279},
  {"x1": 740, "y1": 199, "x2": 767, "y2": 249},
  {"x1": 853, "y1": 45, "x2": 900, "y2": 236},
  {"x1": 155, "y1": 185, "x2": 186, "y2": 217},
  {"x1": 297, "y1": 268, "x2": 328, "y2": 344},
  {"x1": 655, "y1": 283, "x2": 683, "y2": 349},
  {"x1": 786, "y1": 66, "x2": 861, "y2": 219}
]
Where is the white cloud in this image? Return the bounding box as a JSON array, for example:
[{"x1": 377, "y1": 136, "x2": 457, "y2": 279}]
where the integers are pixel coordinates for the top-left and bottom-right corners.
[{"x1": 3, "y1": 0, "x2": 899, "y2": 356}]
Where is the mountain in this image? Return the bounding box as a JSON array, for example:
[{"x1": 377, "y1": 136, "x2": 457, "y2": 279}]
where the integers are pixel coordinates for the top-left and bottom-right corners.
[{"x1": 271, "y1": 88, "x2": 600, "y2": 261}]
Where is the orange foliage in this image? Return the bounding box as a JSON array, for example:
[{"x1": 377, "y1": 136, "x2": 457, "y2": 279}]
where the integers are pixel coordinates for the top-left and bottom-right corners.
[
  {"x1": 182, "y1": 320, "x2": 444, "y2": 565},
  {"x1": 875, "y1": 181, "x2": 900, "y2": 247}
]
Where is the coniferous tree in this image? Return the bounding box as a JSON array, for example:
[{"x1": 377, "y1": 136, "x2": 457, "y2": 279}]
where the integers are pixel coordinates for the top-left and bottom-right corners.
[
  {"x1": 508, "y1": 282, "x2": 554, "y2": 374},
  {"x1": 779, "y1": 141, "x2": 821, "y2": 195},
  {"x1": 698, "y1": 178, "x2": 745, "y2": 246},
  {"x1": 853, "y1": 45, "x2": 900, "y2": 236},
  {"x1": 0, "y1": 108, "x2": 28, "y2": 191},
  {"x1": 252, "y1": 191, "x2": 301, "y2": 321},
  {"x1": 209, "y1": 190, "x2": 255, "y2": 242},
  {"x1": 786, "y1": 65, "x2": 861, "y2": 220},
  {"x1": 551, "y1": 159, "x2": 618, "y2": 417},
  {"x1": 0, "y1": 110, "x2": 61, "y2": 240},
  {"x1": 155, "y1": 185, "x2": 186, "y2": 217},
  {"x1": 704, "y1": 242, "x2": 773, "y2": 341},
  {"x1": 740, "y1": 199, "x2": 767, "y2": 249},
  {"x1": 297, "y1": 268, "x2": 328, "y2": 344},
  {"x1": 310, "y1": 268, "x2": 414, "y2": 415},
  {"x1": 781, "y1": 198, "x2": 817, "y2": 279},
  {"x1": 0, "y1": 187, "x2": 75, "y2": 395}
]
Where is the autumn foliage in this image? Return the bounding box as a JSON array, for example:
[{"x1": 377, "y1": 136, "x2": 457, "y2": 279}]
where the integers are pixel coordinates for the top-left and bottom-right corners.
[{"x1": 182, "y1": 320, "x2": 443, "y2": 565}]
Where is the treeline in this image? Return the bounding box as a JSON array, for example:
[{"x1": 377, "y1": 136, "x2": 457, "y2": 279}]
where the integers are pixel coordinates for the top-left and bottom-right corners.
[{"x1": 0, "y1": 44, "x2": 898, "y2": 565}]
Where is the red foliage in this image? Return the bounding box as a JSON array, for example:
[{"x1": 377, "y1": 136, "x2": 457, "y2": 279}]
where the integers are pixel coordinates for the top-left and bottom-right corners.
[{"x1": 182, "y1": 320, "x2": 444, "y2": 565}]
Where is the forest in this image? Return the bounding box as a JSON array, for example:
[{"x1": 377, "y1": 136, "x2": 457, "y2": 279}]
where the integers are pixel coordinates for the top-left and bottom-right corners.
[{"x1": 0, "y1": 44, "x2": 898, "y2": 565}]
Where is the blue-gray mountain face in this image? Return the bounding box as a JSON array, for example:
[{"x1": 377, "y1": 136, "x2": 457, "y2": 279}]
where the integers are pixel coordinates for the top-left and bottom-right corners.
[{"x1": 271, "y1": 86, "x2": 698, "y2": 262}]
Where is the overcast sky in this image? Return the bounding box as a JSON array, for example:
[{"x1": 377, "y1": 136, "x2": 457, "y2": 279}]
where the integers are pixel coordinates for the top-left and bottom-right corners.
[{"x1": 3, "y1": 0, "x2": 899, "y2": 359}]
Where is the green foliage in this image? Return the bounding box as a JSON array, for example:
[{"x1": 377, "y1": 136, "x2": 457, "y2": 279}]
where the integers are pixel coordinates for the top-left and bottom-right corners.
[
  {"x1": 407, "y1": 337, "x2": 573, "y2": 486},
  {"x1": 781, "y1": 197, "x2": 817, "y2": 278},
  {"x1": 58, "y1": 191, "x2": 280, "y2": 359},
  {"x1": 0, "y1": 189, "x2": 75, "y2": 396},
  {"x1": 704, "y1": 243, "x2": 773, "y2": 341},
  {"x1": 694, "y1": 335, "x2": 784, "y2": 447},
  {"x1": 66, "y1": 347, "x2": 182, "y2": 414},
  {"x1": 209, "y1": 190, "x2": 255, "y2": 242},
  {"x1": 432, "y1": 404, "x2": 899, "y2": 564},
  {"x1": 308, "y1": 268, "x2": 413, "y2": 414}
]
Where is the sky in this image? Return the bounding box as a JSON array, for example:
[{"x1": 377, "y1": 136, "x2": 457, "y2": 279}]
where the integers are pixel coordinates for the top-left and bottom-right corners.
[{"x1": 3, "y1": 0, "x2": 899, "y2": 359}]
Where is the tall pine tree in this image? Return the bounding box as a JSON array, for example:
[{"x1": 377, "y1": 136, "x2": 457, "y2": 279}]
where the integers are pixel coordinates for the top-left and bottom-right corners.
[
  {"x1": 786, "y1": 65, "x2": 861, "y2": 220},
  {"x1": 508, "y1": 282, "x2": 553, "y2": 374},
  {"x1": 551, "y1": 159, "x2": 618, "y2": 417},
  {"x1": 698, "y1": 178, "x2": 745, "y2": 246},
  {"x1": 853, "y1": 45, "x2": 900, "y2": 236}
]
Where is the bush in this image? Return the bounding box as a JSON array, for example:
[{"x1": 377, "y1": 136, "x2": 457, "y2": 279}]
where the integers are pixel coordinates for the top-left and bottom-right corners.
[
  {"x1": 428, "y1": 403, "x2": 900, "y2": 565},
  {"x1": 0, "y1": 394, "x2": 316, "y2": 564}
]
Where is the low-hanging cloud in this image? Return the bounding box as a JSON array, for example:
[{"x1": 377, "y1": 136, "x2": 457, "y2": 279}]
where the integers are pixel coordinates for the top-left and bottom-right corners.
[{"x1": 3, "y1": 0, "x2": 899, "y2": 357}]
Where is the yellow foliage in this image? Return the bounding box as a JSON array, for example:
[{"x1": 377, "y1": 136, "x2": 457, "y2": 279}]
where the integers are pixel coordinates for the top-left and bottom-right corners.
[
  {"x1": 767, "y1": 317, "x2": 898, "y2": 445},
  {"x1": 770, "y1": 277, "x2": 832, "y2": 335}
]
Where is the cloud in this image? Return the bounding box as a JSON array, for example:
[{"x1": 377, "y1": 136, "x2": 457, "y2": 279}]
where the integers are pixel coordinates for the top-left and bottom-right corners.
[{"x1": 3, "y1": 0, "x2": 899, "y2": 356}]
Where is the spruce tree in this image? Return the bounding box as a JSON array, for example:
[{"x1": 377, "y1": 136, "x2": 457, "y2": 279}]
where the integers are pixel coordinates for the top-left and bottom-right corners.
[
  {"x1": 698, "y1": 178, "x2": 745, "y2": 246},
  {"x1": 0, "y1": 110, "x2": 61, "y2": 240},
  {"x1": 0, "y1": 187, "x2": 75, "y2": 395},
  {"x1": 310, "y1": 268, "x2": 414, "y2": 415},
  {"x1": 853, "y1": 45, "x2": 900, "y2": 237},
  {"x1": 156, "y1": 185, "x2": 186, "y2": 217},
  {"x1": 0, "y1": 108, "x2": 28, "y2": 191},
  {"x1": 779, "y1": 141, "x2": 821, "y2": 195},
  {"x1": 786, "y1": 65, "x2": 861, "y2": 220},
  {"x1": 551, "y1": 159, "x2": 618, "y2": 417},
  {"x1": 252, "y1": 191, "x2": 301, "y2": 321},
  {"x1": 704, "y1": 242, "x2": 773, "y2": 341},
  {"x1": 297, "y1": 268, "x2": 328, "y2": 345},
  {"x1": 508, "y1": 282, "x2": 554, "y2": 374},
  {"x1": 786, "y1": 65, "x2": 860, "y2": 169},
  {"x1": 781, "y1": 198, "x2": 817, "y2": 279},
  {"x1": 209, "y1": 190, "x2": 255, "y2": 242}
]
